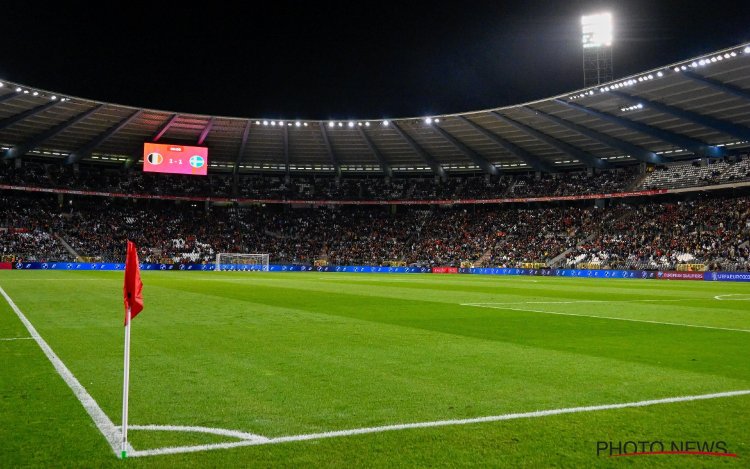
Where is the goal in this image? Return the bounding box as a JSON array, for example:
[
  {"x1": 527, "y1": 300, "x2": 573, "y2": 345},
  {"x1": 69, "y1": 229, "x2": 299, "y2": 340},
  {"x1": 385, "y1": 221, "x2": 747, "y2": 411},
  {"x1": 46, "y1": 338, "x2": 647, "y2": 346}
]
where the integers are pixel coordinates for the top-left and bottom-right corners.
[{"x1": 215, "y1": 253, "x2": 270, "y2": 271}]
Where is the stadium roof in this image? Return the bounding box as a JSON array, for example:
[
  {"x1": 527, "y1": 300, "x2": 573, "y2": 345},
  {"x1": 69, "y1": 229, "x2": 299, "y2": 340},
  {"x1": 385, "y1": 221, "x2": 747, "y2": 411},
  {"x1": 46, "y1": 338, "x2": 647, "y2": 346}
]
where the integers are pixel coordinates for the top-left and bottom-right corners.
[{"x1": 1, "y1": 42, "x2": 750, "y2": 176}]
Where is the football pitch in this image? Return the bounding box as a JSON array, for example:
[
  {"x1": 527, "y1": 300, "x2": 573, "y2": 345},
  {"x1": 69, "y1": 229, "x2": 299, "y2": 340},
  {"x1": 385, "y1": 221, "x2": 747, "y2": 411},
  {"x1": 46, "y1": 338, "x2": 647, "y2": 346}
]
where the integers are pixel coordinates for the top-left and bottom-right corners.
[{"x1": 1, "y1": 270, "x2": 749, "y2": 467}]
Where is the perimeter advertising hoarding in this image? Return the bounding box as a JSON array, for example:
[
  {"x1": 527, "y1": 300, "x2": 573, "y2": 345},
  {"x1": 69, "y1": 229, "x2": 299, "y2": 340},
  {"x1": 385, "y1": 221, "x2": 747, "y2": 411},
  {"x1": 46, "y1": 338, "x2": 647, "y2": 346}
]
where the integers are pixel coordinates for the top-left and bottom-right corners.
[
  {"x1": 143, "y1": 143, "x2": 208, "y2": 176},
  {"x1": 10, "y1": 263, "x2": 750, "y2": 282}
]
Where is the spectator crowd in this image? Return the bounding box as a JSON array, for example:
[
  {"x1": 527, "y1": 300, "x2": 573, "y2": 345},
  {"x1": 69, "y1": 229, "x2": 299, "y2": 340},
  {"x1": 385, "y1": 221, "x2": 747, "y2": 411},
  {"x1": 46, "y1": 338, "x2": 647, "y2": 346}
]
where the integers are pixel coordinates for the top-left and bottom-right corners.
[
  {"x1": 1, "y1": 161, "x2": 640, "y2": 201},
  {"x1": 2, "y1": 190, "x2": 748, "y2": 271}
]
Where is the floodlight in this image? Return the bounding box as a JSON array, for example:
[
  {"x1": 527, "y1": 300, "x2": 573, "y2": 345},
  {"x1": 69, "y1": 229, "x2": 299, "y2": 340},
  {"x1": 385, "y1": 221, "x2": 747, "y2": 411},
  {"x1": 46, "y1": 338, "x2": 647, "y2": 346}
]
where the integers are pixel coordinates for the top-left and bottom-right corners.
[
  {"x1": 581, "y1": 12, "x2": 612, "y2": 48},
  {"x1": 348, "y1": 121, "x2": 354, "y2": 128},
  {"x1": 329, "y1": 121, "x2": 335, "y2": 128},
  {"x1": 295, "y1": 121, "x2": 301, "y2": 127},
  {"x1": 382, "y1": 120, "x2": 390, "y2": 126},
  {"x1": 0, "y1": 82, "x2": 3, "y2": 88},
  {"x1": 425, "y1": 117, "x2": 433, "y2": 124},
  {"x1": 15, "y1": 87, "x2": 21, "y2": 92}
]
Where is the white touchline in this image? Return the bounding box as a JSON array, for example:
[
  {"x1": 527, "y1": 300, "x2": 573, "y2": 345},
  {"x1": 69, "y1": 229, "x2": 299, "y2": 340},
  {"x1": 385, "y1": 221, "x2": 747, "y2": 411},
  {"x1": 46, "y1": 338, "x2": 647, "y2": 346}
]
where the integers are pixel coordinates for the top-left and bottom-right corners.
[
  {"x1": 0, "y1": 337, "x2": 33, "y2": 341},
  {"x1": 462, "y1": 304, "x2": 750, "y2": 333},
  {"x1": 126, "y1": 389, "x2": 750, "y2": 458},
  {"x1": 0, "y1": 285, "x2": 131, "y2": 456}
]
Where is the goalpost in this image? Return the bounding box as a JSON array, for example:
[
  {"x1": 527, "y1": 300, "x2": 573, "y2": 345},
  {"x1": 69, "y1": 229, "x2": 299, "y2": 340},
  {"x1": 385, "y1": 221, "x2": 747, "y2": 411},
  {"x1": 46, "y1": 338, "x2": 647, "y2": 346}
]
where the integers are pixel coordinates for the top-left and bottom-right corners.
[{"x1": 215, "y1": 253, "x2": 270, "y2": 271}]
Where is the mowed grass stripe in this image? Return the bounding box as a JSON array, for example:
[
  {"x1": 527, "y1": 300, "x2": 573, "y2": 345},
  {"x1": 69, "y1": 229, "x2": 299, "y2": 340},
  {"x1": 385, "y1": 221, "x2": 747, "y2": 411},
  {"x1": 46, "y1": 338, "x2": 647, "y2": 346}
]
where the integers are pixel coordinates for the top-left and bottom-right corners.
[
  {"x1": 126, "y1": 274, "x2": 750, "y2": 381},
  {"x1": 142, "y1": 272, "x2": 750, "y2": 330},
  {"x1": 232, "y1": 272, "x2": 750, "y2": 317}
]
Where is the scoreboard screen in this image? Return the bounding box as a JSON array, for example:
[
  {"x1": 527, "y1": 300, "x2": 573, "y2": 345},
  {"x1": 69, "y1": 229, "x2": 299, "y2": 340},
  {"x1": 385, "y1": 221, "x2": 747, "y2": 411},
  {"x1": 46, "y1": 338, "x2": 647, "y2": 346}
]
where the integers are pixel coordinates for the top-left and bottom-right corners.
[{"x1": 143, "y1": 143, "x2": 208, "y2": 176}]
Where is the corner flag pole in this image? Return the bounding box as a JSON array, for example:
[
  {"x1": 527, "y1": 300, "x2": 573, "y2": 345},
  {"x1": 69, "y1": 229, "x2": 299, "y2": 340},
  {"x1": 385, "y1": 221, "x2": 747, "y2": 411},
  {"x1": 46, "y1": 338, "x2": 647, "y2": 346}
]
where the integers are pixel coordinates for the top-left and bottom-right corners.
[
  {"x1": 121, "y1": 307, "x2": 131, "y2": 458},
  {"x1": 121, "y1": 240, "x2": 143, "y2": 459}
]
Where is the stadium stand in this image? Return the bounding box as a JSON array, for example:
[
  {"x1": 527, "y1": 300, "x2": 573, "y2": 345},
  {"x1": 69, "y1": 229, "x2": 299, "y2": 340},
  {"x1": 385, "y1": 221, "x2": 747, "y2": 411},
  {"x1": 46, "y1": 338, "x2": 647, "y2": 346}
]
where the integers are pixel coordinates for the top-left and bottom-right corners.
[
  {"x1": 0, "y1": 161, "x2": 641, "y2": 200},
  {"x1": 2, "y1": 189, "x2": 748, "y2": 271},
  {"x1": 638, "y1": 157, "x2": 750, "y2": 190}
]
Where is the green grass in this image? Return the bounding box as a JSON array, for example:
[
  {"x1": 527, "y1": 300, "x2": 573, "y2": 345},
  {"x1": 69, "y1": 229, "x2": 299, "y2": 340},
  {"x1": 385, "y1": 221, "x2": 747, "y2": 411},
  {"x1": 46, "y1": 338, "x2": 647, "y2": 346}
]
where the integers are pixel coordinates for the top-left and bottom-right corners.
[{"x1": 1, "y1": 270, "x2": 749, "y2": 467}]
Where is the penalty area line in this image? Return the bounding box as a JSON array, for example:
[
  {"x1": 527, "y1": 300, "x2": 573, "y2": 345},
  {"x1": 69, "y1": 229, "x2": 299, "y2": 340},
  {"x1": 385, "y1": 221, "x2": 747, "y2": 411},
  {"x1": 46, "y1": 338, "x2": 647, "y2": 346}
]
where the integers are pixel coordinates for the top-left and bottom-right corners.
[
  {"x1": 127, "y1": 389, "x2": 750, "y2": 458},
  {"x1": 0, "y1": 285, "x2": 129, "y2": 456},
  {"x1": 461, "y1": 304, "x2": 750, "y2": 333}
]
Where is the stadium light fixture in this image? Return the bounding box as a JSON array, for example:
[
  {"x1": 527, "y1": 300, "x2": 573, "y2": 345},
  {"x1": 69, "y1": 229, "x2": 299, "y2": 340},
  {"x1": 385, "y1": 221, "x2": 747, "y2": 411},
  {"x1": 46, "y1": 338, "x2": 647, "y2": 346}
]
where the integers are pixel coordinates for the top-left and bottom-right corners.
[
  {"x1": 581, "y1": 12, "x2": 612, "y2": 48},
  {"x1": 365, "y1": 122, "x2": 370, "y2": 127},
  {"x1": 382, "y1": 120, "x2": 389, "y2": 126},
  {"x1": 425, "y1": 117, "x2": 433, "y2": 124},
  {"x1": 745, "y1": 46, "x2": 750, "y2": 53},
  {"x1": 304, "y1": 122, "x2": 308, "y2": 127},
  {"x1": 278, "y1": 120, "x2": 284, "y2": 126},
  {"x1": 15, "y1": 87, "x2": 21, "y2": 92},
  {"x1": 51, "y1": 95, "x2": 57, "y2": 100},
  {"x1": 0, "y1": 82, "x2": 3, "y2": 88},
  {"x1": 271, "y1": 121, "x2": 276, "y2": 126},
  {"x1": 295, "y1": 121, "x2": 301, "y2": 127},
  {"x1": 328, "y1": 121, "x2": 335, "y2": 128},
  {"x1": 263, "y1": 120, "x2": 269, "y2": 126},
  {"x1": 23, "y1": 90, "x2": 29, "y2": 94},
  {"x1": 338, "y1": 122, "x2": 343, "y2": 127},
  {"x1": 32, "y1": 91, "x2": 39, "y2": 96},
  {"x1": 348, "y1": 121, "x2": 355, "y2": 128},
  {"x1": 434, "y1": 118, "x2": 440, "y2": 123}
]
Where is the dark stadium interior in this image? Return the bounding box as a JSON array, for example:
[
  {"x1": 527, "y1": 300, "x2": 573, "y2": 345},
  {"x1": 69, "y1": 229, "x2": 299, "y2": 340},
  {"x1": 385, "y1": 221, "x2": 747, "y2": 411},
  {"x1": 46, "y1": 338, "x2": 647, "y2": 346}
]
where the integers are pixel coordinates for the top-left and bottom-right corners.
[{"x1": 1, "y1": 31, "x2": 750, "y2": 273}]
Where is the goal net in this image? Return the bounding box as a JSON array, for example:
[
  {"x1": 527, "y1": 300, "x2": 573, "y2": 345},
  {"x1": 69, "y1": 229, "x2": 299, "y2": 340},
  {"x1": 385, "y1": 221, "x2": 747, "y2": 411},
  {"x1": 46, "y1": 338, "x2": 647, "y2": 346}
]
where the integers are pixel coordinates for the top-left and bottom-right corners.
[{"x1": 215, "y1": 253, "x2": 270, "y2": 271}]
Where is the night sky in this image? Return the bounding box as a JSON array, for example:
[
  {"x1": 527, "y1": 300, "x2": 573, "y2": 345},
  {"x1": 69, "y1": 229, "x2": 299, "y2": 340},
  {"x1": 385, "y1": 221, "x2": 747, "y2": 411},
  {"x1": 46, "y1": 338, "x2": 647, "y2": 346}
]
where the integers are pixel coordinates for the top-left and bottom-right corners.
[{"x1": 2, "y1": 1, "x2": 749, "y2": 119}]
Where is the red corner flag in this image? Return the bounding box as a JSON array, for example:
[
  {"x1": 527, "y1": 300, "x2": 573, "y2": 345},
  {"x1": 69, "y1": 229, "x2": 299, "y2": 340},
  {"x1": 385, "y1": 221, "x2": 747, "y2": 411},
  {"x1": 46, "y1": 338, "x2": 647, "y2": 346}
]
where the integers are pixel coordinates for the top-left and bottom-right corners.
[{"x1": 123, "y1": 241, "x2": 144, "y2": 325}]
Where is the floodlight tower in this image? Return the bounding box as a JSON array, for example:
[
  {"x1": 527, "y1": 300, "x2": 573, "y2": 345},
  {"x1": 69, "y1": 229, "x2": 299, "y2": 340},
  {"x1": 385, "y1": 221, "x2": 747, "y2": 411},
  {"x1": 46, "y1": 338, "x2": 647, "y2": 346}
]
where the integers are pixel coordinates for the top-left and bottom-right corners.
[{"x1": 581, "y1": 12, "x2": 613, "y2": 87}]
